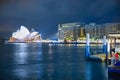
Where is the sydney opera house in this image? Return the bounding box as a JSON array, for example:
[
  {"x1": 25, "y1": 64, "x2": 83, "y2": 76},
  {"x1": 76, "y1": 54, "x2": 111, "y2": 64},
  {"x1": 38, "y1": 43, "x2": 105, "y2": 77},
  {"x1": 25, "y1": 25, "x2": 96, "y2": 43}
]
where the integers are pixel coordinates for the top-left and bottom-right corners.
[{"x1": 8, "y1": 26, "x2": 42, "y2": 42}]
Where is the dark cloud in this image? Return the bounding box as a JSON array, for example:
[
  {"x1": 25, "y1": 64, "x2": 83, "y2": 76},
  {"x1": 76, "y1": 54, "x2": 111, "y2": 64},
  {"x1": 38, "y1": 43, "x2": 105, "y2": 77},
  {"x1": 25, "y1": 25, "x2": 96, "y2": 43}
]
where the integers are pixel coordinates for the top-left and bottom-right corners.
[
  {"x1": 0, "y1": 0, "x2": 120, "y2": 39},
  {"x1": 87, "y1": 0, "x2": 116, "y2": 16}
]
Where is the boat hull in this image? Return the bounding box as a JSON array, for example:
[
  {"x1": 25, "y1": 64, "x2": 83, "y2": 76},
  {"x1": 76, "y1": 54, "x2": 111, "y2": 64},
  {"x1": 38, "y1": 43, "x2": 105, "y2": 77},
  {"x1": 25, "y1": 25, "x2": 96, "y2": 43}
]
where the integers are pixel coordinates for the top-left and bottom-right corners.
[{"x1": 108, "y1": 61, "x2": 120, "y2": 79}]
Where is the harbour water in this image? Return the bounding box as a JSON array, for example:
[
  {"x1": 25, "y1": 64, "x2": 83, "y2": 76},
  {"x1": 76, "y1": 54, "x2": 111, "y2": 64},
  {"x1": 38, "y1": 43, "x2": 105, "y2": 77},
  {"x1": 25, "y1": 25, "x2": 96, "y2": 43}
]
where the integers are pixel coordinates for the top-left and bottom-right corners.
[{"x1": 0, "y1": 43, "x2": 108, "y2": 80}]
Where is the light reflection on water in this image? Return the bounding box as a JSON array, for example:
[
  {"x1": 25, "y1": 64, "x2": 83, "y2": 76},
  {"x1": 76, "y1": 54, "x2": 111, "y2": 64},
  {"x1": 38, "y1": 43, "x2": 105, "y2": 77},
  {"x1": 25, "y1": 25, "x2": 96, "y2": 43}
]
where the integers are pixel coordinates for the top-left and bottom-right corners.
[
  {"x1": 14, "y1": 43, "x2": 28, "y2": 64},
  {"x1": 12, "y1": 43, "x2": 43, "y2": 79},
  {"x1": 0, "y1": 43, "x2": 108, "y2": 80}
]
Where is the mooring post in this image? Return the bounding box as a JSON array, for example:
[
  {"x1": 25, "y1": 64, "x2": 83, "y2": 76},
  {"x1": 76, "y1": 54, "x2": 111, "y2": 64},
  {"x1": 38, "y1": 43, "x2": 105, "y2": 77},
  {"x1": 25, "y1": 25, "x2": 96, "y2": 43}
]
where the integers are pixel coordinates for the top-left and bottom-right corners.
[
  {"x1": 103, "y1": 36, "x2": 110, "y2": 63},
  {"x1": 85, "y1": 33, "x2": 91, "y2": 57},
  {"x1": 103, "y1": 36, "x2": 107, "y2": 54},
  {"x1": 107, "y1": 41, "x2": 110, "y2": 63}
]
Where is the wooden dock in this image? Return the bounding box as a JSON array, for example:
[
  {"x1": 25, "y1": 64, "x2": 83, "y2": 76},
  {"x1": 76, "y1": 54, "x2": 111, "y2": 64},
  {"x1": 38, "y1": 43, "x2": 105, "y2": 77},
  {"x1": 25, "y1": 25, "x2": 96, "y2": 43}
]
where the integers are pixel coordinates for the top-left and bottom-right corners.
[{"x1": 89, "y1": 53, "x2": 111, "y2": 62}]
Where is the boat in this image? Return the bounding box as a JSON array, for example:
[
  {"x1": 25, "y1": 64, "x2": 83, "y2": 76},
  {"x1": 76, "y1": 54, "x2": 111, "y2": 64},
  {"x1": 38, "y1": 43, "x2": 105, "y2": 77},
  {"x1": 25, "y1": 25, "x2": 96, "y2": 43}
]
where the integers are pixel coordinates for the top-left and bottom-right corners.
[
  {"x1": 108, "y1": 51, "x2": 120, "y2": 79},
  {"x1": 108, "y1": 61, "x2": 120, "y2": 79}
]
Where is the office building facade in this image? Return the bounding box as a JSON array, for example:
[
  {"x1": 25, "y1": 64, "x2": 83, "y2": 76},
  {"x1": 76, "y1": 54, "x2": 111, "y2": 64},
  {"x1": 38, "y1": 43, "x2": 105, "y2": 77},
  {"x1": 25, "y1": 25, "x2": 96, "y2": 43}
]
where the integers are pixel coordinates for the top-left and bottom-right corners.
[{"x1": 58, "y1": 22, "x2": 85, "y2": 41}]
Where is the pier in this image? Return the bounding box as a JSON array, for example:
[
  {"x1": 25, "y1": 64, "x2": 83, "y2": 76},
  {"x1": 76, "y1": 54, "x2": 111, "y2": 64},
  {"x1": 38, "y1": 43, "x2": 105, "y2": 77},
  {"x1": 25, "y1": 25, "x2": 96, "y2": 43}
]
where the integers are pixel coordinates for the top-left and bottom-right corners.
[
  {"x1": 85, "y1": 33, "x2": 110, "y2": 62},
  {"x1": 89, "y1": 54, "x2": 111, "y2": 62}
]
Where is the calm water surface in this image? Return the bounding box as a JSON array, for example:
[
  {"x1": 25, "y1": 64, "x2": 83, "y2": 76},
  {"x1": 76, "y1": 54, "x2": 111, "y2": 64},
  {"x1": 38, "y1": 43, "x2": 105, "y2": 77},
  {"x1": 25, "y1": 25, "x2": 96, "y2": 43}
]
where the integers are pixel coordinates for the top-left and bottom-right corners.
[{"x1": 0, "y1": 43, "x2": 108, "y2": 80}]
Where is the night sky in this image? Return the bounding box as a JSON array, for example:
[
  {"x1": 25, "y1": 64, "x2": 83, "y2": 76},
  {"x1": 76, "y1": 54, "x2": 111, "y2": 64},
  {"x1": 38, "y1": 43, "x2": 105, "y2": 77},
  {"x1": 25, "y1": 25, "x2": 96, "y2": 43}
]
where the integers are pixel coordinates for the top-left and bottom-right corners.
[{"x1": 0, "y1": 0, "x2": 120, "y2": 39}]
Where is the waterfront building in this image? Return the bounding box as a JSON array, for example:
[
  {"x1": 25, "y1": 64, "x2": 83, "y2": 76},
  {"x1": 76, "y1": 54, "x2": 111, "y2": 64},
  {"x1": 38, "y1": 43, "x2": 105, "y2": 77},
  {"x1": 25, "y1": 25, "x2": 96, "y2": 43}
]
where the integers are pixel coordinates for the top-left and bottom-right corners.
[
  {"x1": 85, "y1": 23, "x2": 97, "y2": 38},
  {"x1": 103, "y1": 23, "x2": 120, "y2": 36},
  {"x1": 58, "y1": 22, "x2": 85, "y2": 42}
]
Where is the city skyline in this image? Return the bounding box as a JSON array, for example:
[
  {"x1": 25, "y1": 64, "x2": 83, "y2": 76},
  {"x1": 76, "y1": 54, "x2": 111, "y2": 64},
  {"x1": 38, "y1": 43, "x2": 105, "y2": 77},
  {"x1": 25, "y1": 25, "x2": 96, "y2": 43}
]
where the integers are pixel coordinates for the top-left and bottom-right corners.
[
  {"x1": 0, "y1": 0, "x2": 120, "y2": 39},
  {"x1": 58, "y1": 22, "x2": 120, "y2": 42}
]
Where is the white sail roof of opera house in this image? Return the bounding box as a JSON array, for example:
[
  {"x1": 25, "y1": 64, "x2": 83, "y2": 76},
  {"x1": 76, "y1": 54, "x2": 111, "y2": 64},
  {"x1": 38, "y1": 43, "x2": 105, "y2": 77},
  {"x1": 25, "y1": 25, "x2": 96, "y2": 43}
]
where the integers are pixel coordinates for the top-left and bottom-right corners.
[
  {"x1": 12, "y1": 25, "x2": 30, "y2": 40},
  {"x1": 8, "y1": 25, "x2": 42, "y2": 42}
]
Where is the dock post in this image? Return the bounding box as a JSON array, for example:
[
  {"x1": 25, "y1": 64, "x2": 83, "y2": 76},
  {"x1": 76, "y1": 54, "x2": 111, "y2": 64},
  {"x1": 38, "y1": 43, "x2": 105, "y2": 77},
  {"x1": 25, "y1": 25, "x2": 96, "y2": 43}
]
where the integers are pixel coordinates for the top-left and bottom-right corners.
[
  {"x1": 103, "y1": 36, "x2": 107, "y2": 54},
  {"x1": 106, "y1": 41, "x2": 110, "y2": 63},
  {"x1": 103, "y1": 36, "x2": 110, "y2": 63},
  {"x1": 85, "y1": 33, "x2": 91, "y2": 57}
]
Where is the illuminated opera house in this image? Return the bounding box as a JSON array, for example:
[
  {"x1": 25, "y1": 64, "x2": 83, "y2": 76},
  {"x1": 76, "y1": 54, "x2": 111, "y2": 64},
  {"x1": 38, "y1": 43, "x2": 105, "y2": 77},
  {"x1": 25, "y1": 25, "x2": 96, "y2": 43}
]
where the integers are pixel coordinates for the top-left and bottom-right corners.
[{"x1": 8, "y1": 25, "x2": 42, "y2": 42}]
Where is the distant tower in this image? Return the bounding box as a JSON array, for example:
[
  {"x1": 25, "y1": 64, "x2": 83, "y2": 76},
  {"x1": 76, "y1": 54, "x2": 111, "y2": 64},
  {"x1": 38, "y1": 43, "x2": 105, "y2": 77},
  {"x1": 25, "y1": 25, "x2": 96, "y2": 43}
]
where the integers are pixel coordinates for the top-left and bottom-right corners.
[
  {"x1": 31, "y1": 28, "x2": 35, "y2": 32},
  {"x1": 58, "y1": 24, "x2": 62, "y2": 41}
]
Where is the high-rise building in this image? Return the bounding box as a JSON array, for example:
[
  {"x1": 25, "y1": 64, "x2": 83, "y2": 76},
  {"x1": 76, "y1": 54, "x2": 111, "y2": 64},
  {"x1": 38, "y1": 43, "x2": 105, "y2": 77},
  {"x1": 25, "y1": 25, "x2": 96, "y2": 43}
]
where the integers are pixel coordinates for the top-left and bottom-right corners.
[
  {"x1": 58, "y1": 22, "x2": 85, "y2": 42},
  {"x1": 84, "y1": 22, "x2": 120, "y2": 38},
  {"x1": 85, "y1": 23, "x2": 97, "y2": 38}
]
